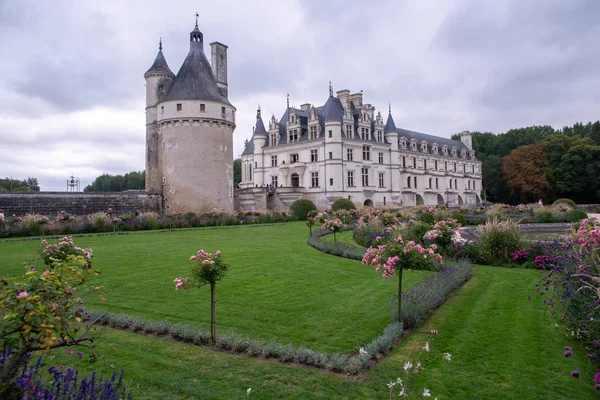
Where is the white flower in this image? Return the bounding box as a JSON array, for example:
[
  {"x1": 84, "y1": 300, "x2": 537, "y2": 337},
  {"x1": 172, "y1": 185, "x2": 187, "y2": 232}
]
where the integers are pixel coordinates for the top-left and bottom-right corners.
[
  {"x1": 443, "y1": 352, "x2": 452, "y2": 361},
  {"x1": 395, "y1": 377, "x2": 403, "y2": 385},
  {"x1": 554, "y1": 323, "x2": 559, "y2": 329},
  {"x1": 246, "y1": 388, "x2": 252, "y2": 396},
  {"x1": 423, "y1": 342, "x2": 430, "y2": 352},
  {"x1": 423, "y1": 388, "x2": 431, "y2": 397},
  {"x1": 416, "y1": 362, "x2": 423, "y2": 371},
  {"x1": 359, "y1": 347, "x2": 368, "y2": 356},
  {"x1": 403, "y1": 361, "x2": 413, "y2": 373},
  {"x1": 398, "y1": 387, "x2": 405, "y2": 397},
  {"x1": 388, "y1": 381, "x2": 396, "y2": 389}
]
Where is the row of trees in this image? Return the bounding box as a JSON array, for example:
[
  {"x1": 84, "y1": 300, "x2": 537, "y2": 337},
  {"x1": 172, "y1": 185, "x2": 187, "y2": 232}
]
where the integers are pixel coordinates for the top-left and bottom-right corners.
[
  {"x1": 84, "y1": 171, "x2": 145, "y2": 192},
  {"x1": 453, "y1": 121, "x2": 600, "y2": 204},
  {"x1": 0, "y1": 177, "x2": 40, "y2": 192}
]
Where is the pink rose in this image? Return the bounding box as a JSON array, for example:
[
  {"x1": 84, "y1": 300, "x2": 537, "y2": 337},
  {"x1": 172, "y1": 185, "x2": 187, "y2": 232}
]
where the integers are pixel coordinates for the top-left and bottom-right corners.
[{"x1": 17, "y1": 291, "x2": 28, "y2": 299}]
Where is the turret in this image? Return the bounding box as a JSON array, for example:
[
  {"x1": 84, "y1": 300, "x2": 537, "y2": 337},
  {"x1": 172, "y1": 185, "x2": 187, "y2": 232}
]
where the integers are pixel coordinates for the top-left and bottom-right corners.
[
  {"x1": 384, "y1": 105, "x2": 398, "y2": 151},
  {"x1": 252, "y1": 106, "x2": 267, "y2": 150},
  {"x1": 144, "y1": 38, "x2": 175, "y2": 108}
]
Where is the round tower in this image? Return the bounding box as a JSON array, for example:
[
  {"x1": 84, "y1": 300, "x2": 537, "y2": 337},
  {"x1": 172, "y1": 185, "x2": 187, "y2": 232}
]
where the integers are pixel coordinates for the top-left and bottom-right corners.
[
  {"x1": 153, "y1": 22, "x2": 236, "y2": 213},
  {"x1": 144, "y1": 39, "x2": 175, "y2": 195}
]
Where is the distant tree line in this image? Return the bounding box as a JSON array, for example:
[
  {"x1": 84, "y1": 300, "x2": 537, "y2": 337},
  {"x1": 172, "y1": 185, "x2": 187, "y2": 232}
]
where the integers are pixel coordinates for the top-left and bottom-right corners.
[
  {"x1": 452, "y1": 121, "x2": 600, "y2": 204},
  {"x1": 0, "y1": 177, "x2": 40, "y2": 192},
  {"x1": 84, "y1": 171, "x2": 145, "y2": 192}
]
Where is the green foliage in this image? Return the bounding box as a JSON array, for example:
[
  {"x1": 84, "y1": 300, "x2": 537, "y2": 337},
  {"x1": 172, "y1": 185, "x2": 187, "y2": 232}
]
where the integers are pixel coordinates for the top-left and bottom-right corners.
[
  {"x1": 533, "y1": 210, "x2": 554, "y2": 223},
  {"x1": 552, "y1": 198, "x2": 576, "y2": 207},
  {"x1": 309, "y1": 230, "x2": 365, "y2": 260},
  {"x1": 0, "y1": 177, "x2": 39, "y2": 192},
  {"x1": 391, "y1": 220, "x2": 433, "y2": 245},
  {"x1": 475, "y1": 218, "x2": 522, "y2": 265},
  {"x1": 566, "y1": 209, "x2": 588, "y2": 222},
  {"x1": 331, "y1": 198, "x2": 356, "y2": 211},
  {"x1": 289, "y1": 199, "x2": 317, "y2": 220},
  {"x1": 451, "y1": 212, "x2": 466, "y2": 225},
  {"x1": 233, "y1": 158, "x2": 241, "y2": 187},
  {"x1": 190, "y1": 250, "x2": 228, "y2": 286},
  {"x1": 419, "y1": 212, "x2": 435, "y2": 224},
  {"x1": 84, "y1": 171, "x2": 145, "y2": 192}
]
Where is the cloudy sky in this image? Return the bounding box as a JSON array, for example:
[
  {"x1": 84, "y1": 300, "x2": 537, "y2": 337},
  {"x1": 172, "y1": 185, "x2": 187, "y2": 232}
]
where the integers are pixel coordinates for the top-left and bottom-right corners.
[{"x1": 1, "y1": 0, "x2": 598, "y2": 191}]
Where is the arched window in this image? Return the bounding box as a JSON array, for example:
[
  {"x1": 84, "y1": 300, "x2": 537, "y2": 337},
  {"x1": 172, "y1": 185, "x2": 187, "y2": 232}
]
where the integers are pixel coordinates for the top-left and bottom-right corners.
[{"x1": 407, "y1": 176, "x2": 411, "y2": 188}]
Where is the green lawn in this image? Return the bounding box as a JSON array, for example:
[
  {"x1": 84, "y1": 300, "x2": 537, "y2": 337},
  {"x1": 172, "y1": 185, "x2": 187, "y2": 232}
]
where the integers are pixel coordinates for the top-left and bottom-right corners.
[
  {"x1": 41, "y1": 266, "x2": 595, "y2": 399},
  {"x1": 322, "y1": 230, "x2": 365, "y2": 248},
  {"x1": 0, "y1": 223, "x2": 429, "y2": 354},
  {"x1": 1, "y1": 223, "x2": 596, "y2": 398}
]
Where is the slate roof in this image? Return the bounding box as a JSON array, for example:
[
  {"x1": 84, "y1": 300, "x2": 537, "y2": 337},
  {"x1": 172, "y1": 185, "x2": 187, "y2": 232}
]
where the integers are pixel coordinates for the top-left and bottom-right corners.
[
  {"x1": 384, "y1": 113, "x2": 397, "y2": 133},
  {"x1": 242, "y1": 138, "x2": 254, "y2": 156},
  {"x1": 319, "y1": 96, "x2": 345, "y2": 122},
  {"x1": 145, "y1": 49, "x2": 175, "y2": 78},
  {"x1": 253, "y1": 115, "x2": 267, "y2": 136},
  {"x1": 161, "y1": 27, "x2": 231, "y2": 105},
  {"x1": 397, "y1": 128, "x2": 468, "y2": 151}
]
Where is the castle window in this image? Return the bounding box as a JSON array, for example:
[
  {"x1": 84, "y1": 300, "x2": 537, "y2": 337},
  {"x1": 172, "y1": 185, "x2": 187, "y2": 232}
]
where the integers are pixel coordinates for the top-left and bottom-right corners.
[
  {"x1": 424, "y1": 159, "x2": 427, "y2": 170},
  {"x1": 328, "y1": 130, "x2": 333, "y2": 138},
  {"x1": 270, "y1": 134, "x2": 277, "y2": 146},
  {"x1": 347, "y1": 148, "x2": 353, "y2": 161},
  {"x1": 290, "y1": 153, "x2": 299, "y2": 163},
  {"x1": 414, "y1": 176, "x2": 417, "y2": 188},
  {"x1": 162, "y1": 177, "x2": 166, "y2": 185},
  {"x1": 347, "y1": 171, "x2": 354, "y2": 186},
  {"x1": 271, "y1": 155, "x2": 277, "y2": 167},
  {"x1": 162, "y1": 141, "x2": 165, "y2": 148},
  {"x1": 450, "y1": 179, "x2": 453, "y2": 189},
  {"x1": 377, "y1": 131, "x2": 383, "y2": 143},
  {"x1": 255, "y1": 162, "x2": 257, "y2": 168},
  {"x1": 271, "y1": 176, "x2": 278, "y2": 187},
  {"x1": 329, "y1": 178, "x2": 333, "y2": 186},
  {"x1": 429, "y1": 178, "x2": 432, "y2": 188},
  {"x1": 378, "y1": 152, "x2": 384, "y2": 164},
  {"x1": 473, "y1": 181, "x2": 476, "y2": 190},
  {"x1": 436, "y1": 178, "x2": 439, "y2": 189},
  {"x1": 455, "y1": 179, "x2": 458, "y2": 189},
  {"x1": 158, "y1": 85, "x2": 164, "y2": 92},
  {"x1": 413, "y1": 157, "x2": 417, "y2": 168},
  {"x1": 161, "y1": 106, "x2": 164, "y2": 114},
  {"x1": 468, "y1": 180, "x2": 471, "y2": 190},
  {"x1": 363, "y1": 128, "x2": 370, "y2": 140},
  {"x1": 311, "y1": 172, "x2": 319, "y2": 188},
  {"x1": 310, "y1": 125, "x2": 318, "y2": 140},
  {"x1": 362, "y1": 145, "x2": 371, "y2": 161},
  {"x1": 346, "y1": 125, "x2": 353, "y2": 137},
  {"x1": 411, "y1": 141, "x2": 417, "y2": 151},
  {"x1": 402, "y1": 156, "x2": 406, "y2": 168},
  {"x1": 310, "y1": 149, "x2": 318, "y2": 162},
  {"x1": 407, "y1": 176, "x2": 411, "y2": 188},
  {"x1": 400, "y1": 140, "x2": 407, "y2": 149},
  {"x1": 329, "y1": 151, "x2": 333, "y2": 160},
  {"x1": 435, "y1": 160, "x2": 438, "y2": 170},
  {"x1": 249, "y1": 165, "x2": 252, "y2": 180},
  {"x1": 176, "y1": 103, "x2": 182, "y2": 111},
  {"x1": 221, "y1": 106, "x2": 226, "y2": 116},
  {"x1": 422, "y1": 143, "x2": 428, "y2": 152},
  {"x1": 361, "y1": 167, "x2": 369, "y2": 187},
  {"x1": 445, "y1": 161, "x2": 448, "y2": 171},
  {"x1": 378, "y1": 173, "x2": 385, "y2": 188},
  {"x1": 289, "y1": 129, "x2": 299, "y2": 143},
  {"x1": 200, "y1": 104, "x2": 205, "y2": 112},
  {"x1": 454, "y1": 162, "x2": 457, "y2": 172}
]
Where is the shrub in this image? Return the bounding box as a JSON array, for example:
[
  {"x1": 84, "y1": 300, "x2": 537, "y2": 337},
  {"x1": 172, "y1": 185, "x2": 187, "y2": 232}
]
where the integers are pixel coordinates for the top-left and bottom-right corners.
[
  {"x1": 331, "y1": 198, "x2": 356, "y2": 211},
  {"x1": 290, "y1": 199, "x2": 317, "y2": 220},
  {"x1": 533, "y1": 209, "x2": 554, "y2": 223},
  {"x1": 553, "y1": 198, "x2": 576, "y2": 208},
  {"x1": 87, "y1": 212, "x2": 111, "y2": 232},
  {"x1": 566, "y1": 209, "x2": 588, "y2": 222},
  {"x1": 419, "y1": 212, "x2": 435, "y2": 224},
  {"x1": 140, "y1": 211, "x2": 160, "y2": 230},
  {"x1": 476, "y1": 218, "x2": 522, "y2": 265},
  {"x1": 329, "y1": 353, "x2": 347, "y2": 372},
  {"x1": 390, "y1": 220, "x2": 433, "y2": 245},
  {"x1": 451, "y1": 212, "x2": 466, "y2": 226},
  {"x1": 308, "y1": 230, "x2": 365, "y2": 260}
]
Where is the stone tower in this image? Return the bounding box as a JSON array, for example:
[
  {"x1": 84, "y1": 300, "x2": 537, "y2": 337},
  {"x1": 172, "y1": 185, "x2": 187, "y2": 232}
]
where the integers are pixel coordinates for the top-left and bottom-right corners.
[{"x1": 144, "y1": 22, "x2": 236, "y2": 213}]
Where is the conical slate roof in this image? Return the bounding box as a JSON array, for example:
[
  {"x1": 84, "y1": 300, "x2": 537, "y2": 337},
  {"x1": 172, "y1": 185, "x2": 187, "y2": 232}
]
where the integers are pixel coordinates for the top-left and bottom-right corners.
[
  {"x1": 162, "y1": 28, "x2": 231, "y2": 105},
  {"x1": 319, "y1": 95, "x2": 344, "y2": 122},
  {"x1": 253, "y1": 116, "x2": 267, "y2": 136},
  {"x1": 145, "y1": 49, "x2": 175, "y2": 78},
  {"x1": 384, "y1": 112, "x2": 397, "y2": 133}
]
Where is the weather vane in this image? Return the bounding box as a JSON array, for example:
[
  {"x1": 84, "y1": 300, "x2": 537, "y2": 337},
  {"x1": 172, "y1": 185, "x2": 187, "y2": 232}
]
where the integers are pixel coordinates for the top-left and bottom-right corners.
[{"x1": 195, "y1": 11, "x2": 199, "y2": 26}]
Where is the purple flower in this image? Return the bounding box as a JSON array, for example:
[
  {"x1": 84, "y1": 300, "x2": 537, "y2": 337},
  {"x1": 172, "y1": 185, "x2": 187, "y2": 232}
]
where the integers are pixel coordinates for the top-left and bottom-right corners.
[
  {"x1": 571, "y1": 370, "x2": 580, "y2": 378},
  {"x1": 564, "y1": 350, "x2": 573, "y2": 357},
  {"x1": 77, "y1": 351, "x2": 83, "y2": 359}
]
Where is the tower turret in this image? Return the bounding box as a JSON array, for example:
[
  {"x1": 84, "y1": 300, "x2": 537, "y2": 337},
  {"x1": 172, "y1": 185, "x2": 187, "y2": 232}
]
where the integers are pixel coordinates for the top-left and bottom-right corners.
[
  {"x1": 252, "y1": 106, "x2": 267, "y2": 150},
  {"x1": 460, "y1": 130, "x2": 473, "y2": 150},
  {"x1": 384, "y1": 105, "x2": 399, "y2": 151},
  {"x1": 144, "y1": 39, "x2": 175, "y2": 195}
]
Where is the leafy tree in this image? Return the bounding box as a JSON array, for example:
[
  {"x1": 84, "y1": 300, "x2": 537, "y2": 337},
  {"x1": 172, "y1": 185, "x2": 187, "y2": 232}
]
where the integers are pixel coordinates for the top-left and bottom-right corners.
[
  {"x1": 502, "y1": 143, "x2": 552, "y2": 203},
  {"x1": 233, "y1": 158, "x2": 241, "y2": 188},
  {"x1": 0, "y1": 177, "x2": 37, "y2": 192},
  {"x1": 590, "y1": 121, "x2": 600, "y2": 145},
  {"x1": 84, "y1": 171, "x2": 145, "y2": 192},
  {"x1": 25, "y1": 177, "x2": 40, "y2": 192}
]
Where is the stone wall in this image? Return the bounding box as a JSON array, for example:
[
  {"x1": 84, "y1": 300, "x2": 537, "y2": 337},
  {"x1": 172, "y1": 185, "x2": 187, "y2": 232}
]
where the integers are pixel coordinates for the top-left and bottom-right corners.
[{"x1": 0, "y1": 192, "x2": 162, "y2": 216}]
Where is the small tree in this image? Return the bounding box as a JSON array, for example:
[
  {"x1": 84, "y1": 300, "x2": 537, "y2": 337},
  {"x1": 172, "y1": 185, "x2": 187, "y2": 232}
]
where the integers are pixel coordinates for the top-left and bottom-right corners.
[
  {"x1": 362, "y1": 236, "x2": 441, "y2": 323},
  {"x1": 424, "y1": 218, "x2": 462, "y2": 259},
  {"x1": 0, "y1": 237, "x2": 101, "y2": 397},
  {"x1": 306, "y1": 210, "x2": 318, "y2": 235},
  {"x1": 174, "y1": 250, "x2": 228, "y2": 343},
  {"x1": 321, "y1": 218, "x2": 344, "y2": 243}
]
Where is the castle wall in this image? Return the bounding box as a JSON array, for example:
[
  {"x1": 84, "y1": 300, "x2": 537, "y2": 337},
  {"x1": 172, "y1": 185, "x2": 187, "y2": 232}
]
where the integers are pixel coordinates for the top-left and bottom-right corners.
[
  {"x1": 0, "y1": 192, "x2": 162, "y2": 217},
  {"x1": 160, "y1": 120, "x2": 234, "y2": 213}
]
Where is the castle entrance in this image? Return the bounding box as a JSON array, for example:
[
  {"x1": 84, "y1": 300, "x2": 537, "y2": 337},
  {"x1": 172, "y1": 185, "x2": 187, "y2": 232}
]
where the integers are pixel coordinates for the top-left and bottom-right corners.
[{"x1": 291, "y1": 173, "x2": 299, "y2": 187}]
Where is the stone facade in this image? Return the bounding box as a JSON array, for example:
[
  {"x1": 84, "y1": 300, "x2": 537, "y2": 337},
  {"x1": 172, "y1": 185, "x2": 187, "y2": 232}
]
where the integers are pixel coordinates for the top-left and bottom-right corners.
[
  {"x1": 145, "y1": 23, "x2": 236, "y2": 213},
  {"x1": 239, "y1": 88, "x2": 482, "y2": 210}
]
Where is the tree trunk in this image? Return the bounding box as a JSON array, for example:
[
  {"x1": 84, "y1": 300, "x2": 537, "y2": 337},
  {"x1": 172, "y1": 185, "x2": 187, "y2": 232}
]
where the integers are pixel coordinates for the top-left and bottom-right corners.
[
  {"x1": 333, "y1": 230, "x2": 337, "y2": 243},
  {"x1": 210, "y1": 282, "x2": 216, "y2": 343},
  {"x1": 397, "y1": 269, "x2": 403, "y2": 323}
]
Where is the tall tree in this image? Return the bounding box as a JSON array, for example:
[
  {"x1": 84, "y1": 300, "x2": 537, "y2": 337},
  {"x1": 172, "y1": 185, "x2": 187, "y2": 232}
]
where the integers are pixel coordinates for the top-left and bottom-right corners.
[
  {"x1": 233, "y1": 158, "x2": 241, "y2": 188},
  {"x1": 25, "y1": 177, "x2": 40, "y2": 192},
  {"x1": 84, "y1": 171, "x2": 145, "y2": 192},
  {"x1": 502, "y1": 143, "x2": 552, "y2": 203}
]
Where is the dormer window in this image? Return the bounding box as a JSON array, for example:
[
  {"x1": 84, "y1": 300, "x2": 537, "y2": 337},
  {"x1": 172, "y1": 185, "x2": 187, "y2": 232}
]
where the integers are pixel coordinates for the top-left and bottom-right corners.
[
  {"x1": 461, "y1": 149, "x2": 467, "y2": 158},
  {"x1": 288, "y1": 129, "x2": 299, "y2": 143},
  {"x1": 432, "y1": 144, "x2": 438, "y2": 154},
  {"x1": 442, "y1": 146, "x2": 448, "y2": 156},
  {"x1": 400, "y1": 139, "x2": 407, "y2": 149},
  {"x1": 451, "y1": 148, "x2": 457, "y2": 157},
  {"x1": 270, "y1": 134, "x2": 277, "y2": 146},
  {"x1": 421, "y1": 142, "x2": 428, "y2": 152},
  {"x1": 176, "y1": 103, "x2": 182, "y2": 111},
  {"x1": 376, "y1": 130, "x2": 383, "y2": 142},
  {"x1": 346, "y1": 124, "x2": 353, "y2": 137},
  {"x1": 411, "y1": 141, "x2": 417, "y2": 151}
]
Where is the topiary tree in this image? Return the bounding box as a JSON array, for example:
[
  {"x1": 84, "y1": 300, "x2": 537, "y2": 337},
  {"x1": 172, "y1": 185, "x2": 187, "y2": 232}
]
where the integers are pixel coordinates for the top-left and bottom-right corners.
[
  {"x1": 566, "y1": 209, "x2": 588, "y2": 222},
  {"x1": 174, "y1": 250, "x2": 228, "y2": 343},
  {"x1": 290, "y1": 199, "x2": 317, "y2": 220},
  {"x1": 321, "y1": 218, "x2": 344, "y2": 242},
  {"x1": 553, "y1": 198, "x2": 577, "y2": 208},
  {"x1": 331, "y1": 198, "x2": 356, "y2": 211},
  {"x1": 362, "y1": 236, "x2": 441, "y2": 324}
]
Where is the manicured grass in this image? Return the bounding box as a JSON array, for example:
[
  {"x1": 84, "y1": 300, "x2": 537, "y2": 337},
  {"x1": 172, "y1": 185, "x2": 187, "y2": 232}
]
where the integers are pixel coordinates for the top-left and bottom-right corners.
[
  {"x1": 41, "y1": 266, "x2": 596, "y2": 399},
  {"x1": 322, "y1": 230, "x2": 365, "y2": 248},
  {"x1": 0, "y1": 223, "x2": 430, "y2": 354}
]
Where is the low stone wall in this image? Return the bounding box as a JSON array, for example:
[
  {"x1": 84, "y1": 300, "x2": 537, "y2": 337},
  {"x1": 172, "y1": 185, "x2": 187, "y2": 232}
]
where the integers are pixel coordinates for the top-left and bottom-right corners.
[
  {"x1": 577, "y1": 204, "x2": 600, "y2": 212},
  {"x1": 0, "y1": 192, "x2": 162, "y2": 216}
]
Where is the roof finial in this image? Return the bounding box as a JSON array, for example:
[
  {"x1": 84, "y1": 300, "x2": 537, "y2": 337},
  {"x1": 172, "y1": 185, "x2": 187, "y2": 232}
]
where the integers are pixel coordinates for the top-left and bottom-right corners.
[
  {"x1": 287, "y1": 93, "x2": 290, "y2": 108},
  {"x1": 257, "y1": 104, "x2": 261, "y2": 120},
  {"x1": 329, "y1": 81, "x2": 333, "y2": 97},
  {"x1": 195, "y1": 11, "x2": 199, "y2": 27},
  {"x1": 159, "y1": 37, "x2": 163, "y2": 51},
  {"x1": 388, "y1": 103, "x2": 391, "y2": 114}
]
